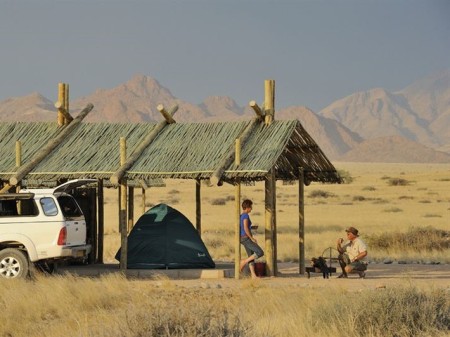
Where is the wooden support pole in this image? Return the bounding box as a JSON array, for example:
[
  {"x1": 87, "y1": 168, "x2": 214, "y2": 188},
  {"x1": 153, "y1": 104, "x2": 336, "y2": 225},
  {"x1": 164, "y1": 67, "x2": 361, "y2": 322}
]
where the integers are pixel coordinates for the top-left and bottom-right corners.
[
  {"x1": 264, "y1": 79, "x2": 275, "y2": 125},
  {"x1": 110, "y1": 105, "x2": 178, "y2": 186},
  {"x1": 54, "y1": 101, "x2": 74, "y2": 123},
  {"x1": 265, "y1": 169, "x2": 276, "y2": 276},
  {"x1": 57, "y1": 83, "x2": 65, "y2": 126},
  {"x1": 15, "y1": 141, "x2": 21, "y2": 193},
  {"x1": 88, "y1": 188, "x2": 97, "y2": 264},
  {"x1": 235, "y1": 138, "x2": 241, "y2": 280},
  {"x1": 64, "y1": 83, "x2": 70, "y2": 125},
  {"x1": 97, "y1": 179, "x2": 104, "y2": 264},
  {"x1": 157, "y1": 104, "x2": 177, "y2": 124},
  {"x1": 119, "y1": 137, "x2": 128, "y2": 271},
  {"x1": 9, "y1": 103, "x2": 94, "y2": 186},
  {"x1": 141, "y1": 187, "x2": 146, "y2": 215},
  {"x1": 195, "y1": 179, "x2": 201, "y2": 235},
  {"x1": 249, "y1": 100, "x2": 264, "y2": 120},
  {"x1": 299, "y1": 168, "x2": 305, "y2": 275},
  {"x1": 128, "y1": 186, "x2": 134, "y2": 232}
]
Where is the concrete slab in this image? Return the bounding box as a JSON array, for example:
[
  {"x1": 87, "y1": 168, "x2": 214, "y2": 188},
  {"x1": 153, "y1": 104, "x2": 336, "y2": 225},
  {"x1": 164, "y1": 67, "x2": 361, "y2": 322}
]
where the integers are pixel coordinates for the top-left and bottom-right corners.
[{"x1": 56, "y1": 262, "x2": 235, "y2": 280}]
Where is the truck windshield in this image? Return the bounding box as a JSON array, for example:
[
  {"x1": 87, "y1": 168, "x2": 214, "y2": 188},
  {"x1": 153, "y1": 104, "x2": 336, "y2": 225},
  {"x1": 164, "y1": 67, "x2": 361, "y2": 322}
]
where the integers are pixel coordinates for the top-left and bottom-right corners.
[{"x1": 57, "y1": 196, "x2": 82, "y2": 218}]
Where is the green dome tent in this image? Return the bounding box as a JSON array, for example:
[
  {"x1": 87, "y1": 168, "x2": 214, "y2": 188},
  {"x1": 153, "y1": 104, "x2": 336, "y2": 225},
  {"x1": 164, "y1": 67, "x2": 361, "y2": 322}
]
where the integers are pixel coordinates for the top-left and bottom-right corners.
[{"x1": 115, "y1": 204, "x2": 215, "y2": 269}]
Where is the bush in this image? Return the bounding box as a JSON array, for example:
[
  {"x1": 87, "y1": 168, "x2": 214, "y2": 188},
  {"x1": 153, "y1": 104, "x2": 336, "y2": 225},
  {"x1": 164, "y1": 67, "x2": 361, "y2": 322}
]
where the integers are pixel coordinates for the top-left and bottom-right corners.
[
  {"x1": 387, "y1": 178, "x2": 411, "y2": 186},
  {"x1": 337, "y1": 169, "x2": 354, "y2": 184},
  {"x1": 210, "y1": 198, "x2": 227, "y2": 205},
  {"x1": 310, "y1": 286, "x2": 450, "y2": 337},
  {"x1": 309, "y1": 190, "x2": 335, "y2": 198},
  {"x1": 366, "y1": 226, "x2": 450, "y2": 251},
  {"x1": 353, "y1": 195, "x2": 366, "y2": 201}
]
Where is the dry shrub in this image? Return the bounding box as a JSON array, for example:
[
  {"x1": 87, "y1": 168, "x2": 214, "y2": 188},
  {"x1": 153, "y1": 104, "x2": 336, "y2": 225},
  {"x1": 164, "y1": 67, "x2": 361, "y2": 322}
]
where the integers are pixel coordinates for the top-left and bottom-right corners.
[
  {"x1": 353, "y1": 195, "x2": 366, "y2": 201},
  {"x1": 211, "y1": 198, "x2": 227, "y2": 205},
  {"x1": 337, "y1": 169, "x2": 354, "y2": 184},
  {"x1": 383, "y1": 207, "x2": 403, "y2": 212},
  {"x1": 308, "y1": 286, "x2": 450, "y2": 337},
  {"x1": 387, "y1": 178, "x2": 411, "y2": 186},
  {"x1": 366, "y1": 226, "x2": 450, "y2": 252},
  {"x1": 308, "y1": 190, "x2": 335, "y2": 198},
  {"x1": 0, "y1": 275, "x2": 246, "y2": 337}
]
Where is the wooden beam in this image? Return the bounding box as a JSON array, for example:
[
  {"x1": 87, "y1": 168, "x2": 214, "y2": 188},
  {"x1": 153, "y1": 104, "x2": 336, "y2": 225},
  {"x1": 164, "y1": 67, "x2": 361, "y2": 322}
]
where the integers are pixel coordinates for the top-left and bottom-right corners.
[
  {"x1": 299, "y1": 167, "x2": 305, "y2": 275},
  {"x1": 9, "y1": 103, "x2": 94, "y2": 186},
  {"x1": 264, "y1": 79, "x2": 275, "y2": 125},
  {"x1": 64, "y1": 83, "x2": 70, "y2": 125},
  {"x1": 209, "y1": 117, "x2": 260, "y2": 186},
  {"x1": 54, "y1": 101, "x2": 74, "y2": 123},
  {"x1": 249, "y1": 100, "x2": 264, "y2": 120},
  {"x1": 57, "y1": 83, "x2": 65, "y2": 126},
  {"x1": 265, "y1": 169, "x2": 276, "y2": 276},
  {"x1": 235, "y1": 138, "x2": 241, "y2": 280},
  {"x1": 141, "y1": 187, "x2": 146, "y2": 215},
  {"x1": 157, "y1": 104, "x2": 176, "y2": 124},
  {"x1": 128, "y1": 186, "x2": 134, "y2": 232},
  {"x1": 15, "y1": 141, "x2": 21, "y2": 193},
  {"x1": 109, "y1": 104, "x2": 178, "y2": 186},
  {"x1": 119, "y1": 137, "x2": 128, "y2": 271},
  {"x1": 195, "y1": 179, "x2": 201, "y2": 235},
  {"x1": 97, "y1": 179, "x2": 104, "y2": 264}
]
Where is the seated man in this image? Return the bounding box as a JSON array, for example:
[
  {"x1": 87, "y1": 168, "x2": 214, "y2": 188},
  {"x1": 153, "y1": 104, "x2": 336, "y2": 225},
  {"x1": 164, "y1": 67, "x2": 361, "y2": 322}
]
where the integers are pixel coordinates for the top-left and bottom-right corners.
[{"x1": 336, "y1": 226, "x2": 368, "y2": 278}]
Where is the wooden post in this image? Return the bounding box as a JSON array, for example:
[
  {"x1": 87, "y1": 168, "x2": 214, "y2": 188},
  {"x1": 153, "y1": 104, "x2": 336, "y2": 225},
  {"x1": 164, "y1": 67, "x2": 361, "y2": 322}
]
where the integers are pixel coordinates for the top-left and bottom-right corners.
[
  {"x1": 128, "y1": 186, "x2": 134, "y2": 232},
  {"x1": 97, "y1": 179, "x2": 104, "y2": 264},
  {"x1": 15, "y1": 141, "x2": 21, "y2": 193},
  {"x1": 299, "y1": 168, "x2": 305, "y2": 275},
  {"x1": 9, "y1": 103, "x2": 93, "y2": 186},
  {"x1": 157, "y1": 104, "x2": 177, "y2": 124},
  {"x1": 249, "y1": 100, "x2": 264, "y2": 120},
  {"x1": 195, "y1": 179, "x2": 201, "y2": 235},
  {"x1": 141, "y1": 187, "x2": 146, "y2": 215},
  {"x1": 265, "y1": 169, "x2": 276, "y2": 276},
  {"x1": 119, "y1": 137, "x2": 128, "y2": 271},
  {"x1": 235, "y1": 138, "x2": 241, "y2": 280},
  {"x1": 264, "y1": 80, "x2": 275, "y2": 125},
  {"x1": 110, "y1": 105, "x2": 178, "y2": 186},
  {"x1": 88, "y1": 188, "x2": 97, "y2": 264},
  {"x1": 64, "y1": 83, "x2": 70, "y2": 125},
  {"x1": 57, "y1": 83, "x2": 65, "y2": 126}
]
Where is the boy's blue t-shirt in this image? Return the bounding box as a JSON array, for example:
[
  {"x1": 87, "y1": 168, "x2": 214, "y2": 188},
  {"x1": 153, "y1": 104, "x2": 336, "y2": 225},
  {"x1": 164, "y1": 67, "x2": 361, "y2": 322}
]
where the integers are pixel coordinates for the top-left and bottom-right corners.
[{"x1": 240, "y1": 213, "x2": 252, "y2": 237}]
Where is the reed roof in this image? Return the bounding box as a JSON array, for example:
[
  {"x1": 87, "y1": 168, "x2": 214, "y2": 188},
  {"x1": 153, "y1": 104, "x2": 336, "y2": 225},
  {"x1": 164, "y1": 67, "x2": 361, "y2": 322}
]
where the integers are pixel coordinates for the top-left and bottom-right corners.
[{"x1": 0, "y1": 120, "x2": 341, "y2": 185}]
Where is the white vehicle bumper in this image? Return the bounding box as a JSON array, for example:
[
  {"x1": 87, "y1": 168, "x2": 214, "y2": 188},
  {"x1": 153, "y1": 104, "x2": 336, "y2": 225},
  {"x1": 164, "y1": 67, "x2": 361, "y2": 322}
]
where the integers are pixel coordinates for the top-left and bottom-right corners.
[{"x1": 61, "y1": 244, "x2": 92, "y2": 258}]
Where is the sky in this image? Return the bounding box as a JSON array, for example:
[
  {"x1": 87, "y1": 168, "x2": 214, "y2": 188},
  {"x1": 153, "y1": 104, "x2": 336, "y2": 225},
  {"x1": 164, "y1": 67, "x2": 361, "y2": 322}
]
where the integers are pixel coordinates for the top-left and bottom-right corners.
[{"x1": 1, "y1": 0, "x2": 449, "y2": 112}]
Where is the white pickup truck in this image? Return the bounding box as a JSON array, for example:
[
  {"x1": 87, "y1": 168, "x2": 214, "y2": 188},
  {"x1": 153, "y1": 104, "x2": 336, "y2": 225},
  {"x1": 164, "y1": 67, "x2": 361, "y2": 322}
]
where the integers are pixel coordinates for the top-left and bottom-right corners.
[{"x1": 0, "y1": 179, "x2": 94, "y2": 279}]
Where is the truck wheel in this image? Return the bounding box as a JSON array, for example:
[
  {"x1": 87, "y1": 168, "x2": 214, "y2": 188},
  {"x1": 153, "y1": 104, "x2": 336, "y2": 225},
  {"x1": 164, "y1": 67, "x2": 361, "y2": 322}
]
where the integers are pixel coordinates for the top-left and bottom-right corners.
[{"x1": 0, "y1": 249, "x2": 29, "y2": 279}]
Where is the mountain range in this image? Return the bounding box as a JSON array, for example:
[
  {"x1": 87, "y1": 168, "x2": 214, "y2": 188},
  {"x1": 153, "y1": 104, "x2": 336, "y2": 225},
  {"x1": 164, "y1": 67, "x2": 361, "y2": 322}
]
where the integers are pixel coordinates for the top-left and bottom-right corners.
[{"x1": 1, "y1": 70, "x2": 449, "y2": 163}]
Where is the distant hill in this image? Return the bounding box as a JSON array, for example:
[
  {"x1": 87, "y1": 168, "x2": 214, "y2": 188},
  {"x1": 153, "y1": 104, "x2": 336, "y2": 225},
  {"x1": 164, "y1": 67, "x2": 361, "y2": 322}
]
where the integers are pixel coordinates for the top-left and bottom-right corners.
[
  {"x1": 0, "y1": 71, "x2": 449, "y2": 163},
  {"x1": 340, "y1": 135, "x2": 450, "y2": 163},
  {"x1": 319, "y1": 69, "x2": 450, "y2": 154}
]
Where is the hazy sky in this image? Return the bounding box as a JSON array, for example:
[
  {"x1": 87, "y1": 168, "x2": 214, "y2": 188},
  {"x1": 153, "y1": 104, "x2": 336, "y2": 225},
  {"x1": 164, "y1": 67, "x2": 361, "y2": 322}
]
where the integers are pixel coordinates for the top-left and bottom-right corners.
[{"x1": 1, "y1": 0, "x2": 449, "y2": 111}]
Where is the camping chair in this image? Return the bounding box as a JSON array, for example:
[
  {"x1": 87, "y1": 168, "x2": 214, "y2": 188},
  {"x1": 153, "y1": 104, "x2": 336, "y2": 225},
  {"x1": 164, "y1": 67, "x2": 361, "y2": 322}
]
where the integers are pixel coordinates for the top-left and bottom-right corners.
[{"x1": 306, "y1": 247, "x2": 339, "y2": 278}]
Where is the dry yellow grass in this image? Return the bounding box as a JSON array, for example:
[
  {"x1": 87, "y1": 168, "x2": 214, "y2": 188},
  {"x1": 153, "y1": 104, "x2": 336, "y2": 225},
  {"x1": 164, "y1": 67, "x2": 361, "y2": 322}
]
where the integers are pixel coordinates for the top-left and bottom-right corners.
[
  {"x1": 1, "y1": 163, "x2": 448, "y2": 337},
  {"x1": 1, "y1": 274, "x2": 448, "y2": 337},
  {"x1": 103, "y1": 162, "x2": 450, "y2": 264}
]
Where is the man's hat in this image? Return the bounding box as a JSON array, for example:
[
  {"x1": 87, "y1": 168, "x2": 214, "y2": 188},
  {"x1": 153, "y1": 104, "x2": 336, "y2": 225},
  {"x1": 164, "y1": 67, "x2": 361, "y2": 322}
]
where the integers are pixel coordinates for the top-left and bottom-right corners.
[{"x1": 345, "y1": 226, "x2": 359, "y2": 236}]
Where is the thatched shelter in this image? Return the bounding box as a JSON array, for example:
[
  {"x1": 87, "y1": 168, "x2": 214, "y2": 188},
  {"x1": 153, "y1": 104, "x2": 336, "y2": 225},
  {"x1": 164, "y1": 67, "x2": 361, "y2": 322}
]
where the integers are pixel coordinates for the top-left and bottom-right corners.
[
  {"x1": 0, "y1": 81, "x2": 341, "y2": 278},
  {"x1": 0, "y1": 120, "x2": 339, "y2": 184}
]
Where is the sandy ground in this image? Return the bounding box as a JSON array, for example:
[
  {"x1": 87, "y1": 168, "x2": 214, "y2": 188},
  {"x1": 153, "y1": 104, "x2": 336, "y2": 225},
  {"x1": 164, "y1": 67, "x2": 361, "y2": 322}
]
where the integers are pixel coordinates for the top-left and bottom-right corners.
[{"x1": 58, "y1": 262, "x2": 450, "y2": 290}]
